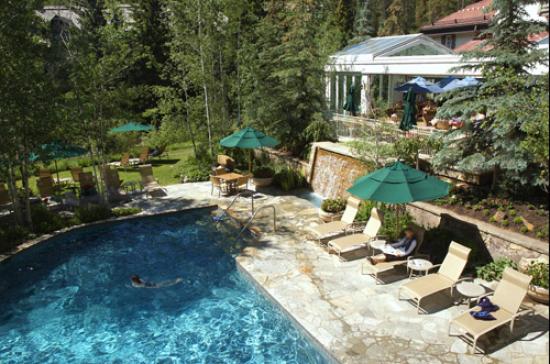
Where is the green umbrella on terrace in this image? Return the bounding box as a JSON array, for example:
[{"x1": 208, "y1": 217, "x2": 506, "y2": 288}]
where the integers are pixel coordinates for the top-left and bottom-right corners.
[
  {"x1": 343, "y1": 84, "x2": 358, "y2": 116},
  {"x1": 220, "y1": 127, "x2": 279, "y2": 172},
  {"x1": 348, "y1": 161, "x2": 449, "y2": 204},
  {"x1": 30, "y1": 143, "x2": 88, "y2": 182},
  {"x1": 110, "y1": 122, "x2": 153, "y2": 133}
]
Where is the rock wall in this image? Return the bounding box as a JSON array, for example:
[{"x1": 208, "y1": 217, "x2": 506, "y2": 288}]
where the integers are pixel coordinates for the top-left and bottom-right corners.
[{"x1": 407, "y1": 201, "x2": 549, "y2": 262}]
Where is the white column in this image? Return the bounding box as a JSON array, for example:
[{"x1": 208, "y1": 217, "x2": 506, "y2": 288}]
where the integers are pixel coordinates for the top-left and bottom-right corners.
[
  {"x1": 379, "y1": 75, "x2": 383, "y2": 100},
  {"x1": 387, "y1": 74, "x2": 393, "y2": 105},
  {"x1": 334, "y1": 74, "x2": 339, "y2": 112},
  {"x1": 325, "y1": 74, "x2": 331, "y2": 110},
  {"x1": 361, "y1": 74, "x2": 371, "y2": 117}
]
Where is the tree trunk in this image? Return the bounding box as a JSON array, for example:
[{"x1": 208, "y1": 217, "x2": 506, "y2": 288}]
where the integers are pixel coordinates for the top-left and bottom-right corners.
[
  {"x1": 197, "y1": 0, "x2": 214, "y2": 156},
  {"x1": 19, "y1": 158, "x2": 33, "y2": 231},
  {"x1": 182, "y1": 82, "x2": 199, "y2": 158},
  {"x1": 6, "y1": 160, "x2": 23, "y2": 226}
]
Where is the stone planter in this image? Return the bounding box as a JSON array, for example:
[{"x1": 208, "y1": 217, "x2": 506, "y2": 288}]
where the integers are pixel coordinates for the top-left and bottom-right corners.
[
  {"x1": 253, "y1": 177, "x2": 273, "y2": 188},
  {"x1": 528, "y1": 285, "x2": 549, "y2": 304},
  {"x1": 319, "y1": 209, "x2": 344, "y2": 223}
]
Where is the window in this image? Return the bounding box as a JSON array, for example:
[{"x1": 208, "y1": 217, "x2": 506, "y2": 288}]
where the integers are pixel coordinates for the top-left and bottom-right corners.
[{"x1": 441, "y1": 35, "x2": 456, "y2": 49}]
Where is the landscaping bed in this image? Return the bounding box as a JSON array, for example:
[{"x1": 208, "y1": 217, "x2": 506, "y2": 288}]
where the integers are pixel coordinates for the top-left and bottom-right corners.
[{"x1": 432, "y1": 188, "x2": 549, "y2": 241}]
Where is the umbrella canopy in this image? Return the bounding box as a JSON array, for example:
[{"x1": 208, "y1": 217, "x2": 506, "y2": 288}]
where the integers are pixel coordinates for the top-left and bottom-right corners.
[
  {"x1": 347, "y1": 161, "x2": 450, "y2": 204},
  {"x1": 220, "y1": 127, "x2": 279, "y2": 149},
  {"x1": 110, "y1": 122, "x2": 154, "y2": 133},
  {"x1": 343, "y1": 84, "x2": 358, "y2": 115},
  {"x1": 437, "y1": 76, "x2": 458, "y2": 88},
  {"x1": 441, "y1": 76, "x2": 481, "y2": 92},
  {"x1": 30, "y1": 143, "x2": 88, "y2": 162},
  {"x1": 395, "y1": 77, "x2": 443, "y2": 94},
  {"x1": 399, "y1": 89, "x2": 417, "y2": 131},
  {"x1": 220, "y1": 127, "x2": 279, "y2": 172}
]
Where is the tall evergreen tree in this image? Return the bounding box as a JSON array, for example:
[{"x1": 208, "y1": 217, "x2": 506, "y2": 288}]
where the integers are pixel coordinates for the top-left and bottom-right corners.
[
  {"x1": 433, "y1": 0, "x2": 549, "y2": 193},
  {"x1": 334, "y1": 0, "x2": 357, "y2": 46},
  {"x1": 379, "y1": 0, "x2": 408, "y2": 36}
]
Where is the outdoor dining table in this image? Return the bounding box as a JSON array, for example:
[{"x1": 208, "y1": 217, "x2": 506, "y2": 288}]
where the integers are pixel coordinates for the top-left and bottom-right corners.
[{"x1": 217, "y1": 172, "x2": 247, "y2": 195}]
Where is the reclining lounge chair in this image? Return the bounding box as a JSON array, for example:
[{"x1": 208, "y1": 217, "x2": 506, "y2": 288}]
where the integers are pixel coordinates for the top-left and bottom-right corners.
[
  {"x1": 398, "y1": 241, "x2": 471, "y2": 313},
  {"x1": 449, "y1": 267, "x2": 532, "y2": 354},
  {"x1": 326, "y1": 208, "x2": 383, "y2": 260},
  {"x1": 308, "y1": 197, "x2": 361, "y2": 244}
]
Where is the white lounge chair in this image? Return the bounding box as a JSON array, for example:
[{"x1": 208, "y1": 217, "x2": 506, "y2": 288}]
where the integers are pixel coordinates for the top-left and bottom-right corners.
[
  {"x1": 327, "y1": 208, "x2": 383, "y2": 260},
  {"x1": 308, "y1": 197, "x2": 361, "y2": 244}
]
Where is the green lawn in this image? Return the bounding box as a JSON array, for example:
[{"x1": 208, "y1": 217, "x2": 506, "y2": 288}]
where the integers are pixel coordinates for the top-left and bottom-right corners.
[{"x1": 22, "y1": 143, "x2": 194, "y2": 194}]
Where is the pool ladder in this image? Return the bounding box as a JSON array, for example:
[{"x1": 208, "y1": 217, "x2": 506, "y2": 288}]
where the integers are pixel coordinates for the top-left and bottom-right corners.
[{"x1": 238, "y1": 205, "x2": 277, "y2": 238}]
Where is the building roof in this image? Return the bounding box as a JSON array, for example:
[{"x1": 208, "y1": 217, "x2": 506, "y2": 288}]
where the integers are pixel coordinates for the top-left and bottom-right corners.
[
  {"x1": 333, "y1": 34, "x2": 454, "y2": 59},
  {"x1": 421, "y1": 0, "x2": 494, "y2": 33},
  {"x1": 454, "y1": 31, "x2": 549, "y2": 53}
]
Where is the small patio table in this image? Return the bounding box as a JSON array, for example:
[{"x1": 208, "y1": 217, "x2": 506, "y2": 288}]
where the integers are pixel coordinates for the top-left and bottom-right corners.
[
  {"x1": 216, "y1": 172, "x2": 245, "y2": 195},
  {"x1": 407, "y1": 258, "x2": 434, "y2": 278},
  {"x1": 456, "y1": 281, "x2": 487, "y2": 307}
]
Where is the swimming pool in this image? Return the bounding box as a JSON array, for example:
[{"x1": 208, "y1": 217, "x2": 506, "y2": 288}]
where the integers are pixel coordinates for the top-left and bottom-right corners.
[{"x1": 0, "y1": 209, "x2": 331, "y2": 363}]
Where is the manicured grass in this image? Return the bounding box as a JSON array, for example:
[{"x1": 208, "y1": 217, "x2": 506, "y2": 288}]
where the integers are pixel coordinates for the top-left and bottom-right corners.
[{"x1": 22, "y1": 143, "x2": 194, "y2": 194}]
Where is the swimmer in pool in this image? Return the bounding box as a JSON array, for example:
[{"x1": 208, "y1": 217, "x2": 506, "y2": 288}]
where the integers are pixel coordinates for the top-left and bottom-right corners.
[{"x1": 131, "y1": 275, "x2": 183, "y2": 288}]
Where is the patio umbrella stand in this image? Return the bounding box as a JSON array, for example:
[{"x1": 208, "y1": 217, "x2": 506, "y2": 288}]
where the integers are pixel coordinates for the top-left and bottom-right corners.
[{"x1": 220, "y1": 127, "x2": 279, "y2": 172}]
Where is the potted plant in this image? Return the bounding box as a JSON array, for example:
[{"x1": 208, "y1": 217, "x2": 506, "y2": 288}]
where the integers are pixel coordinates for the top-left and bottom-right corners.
[
  {"x1": 319, "y1": 198, "x2": 346, "y2": 222},
  {"x1": 475, "y1": 258, "x2": 518, "y2": 290},
  {"x1": 526, "y1": 262, "x2": 549, "y2": 304},
  {"x1": 252, "y1": 166, "x2": 275, "y2": 188}
]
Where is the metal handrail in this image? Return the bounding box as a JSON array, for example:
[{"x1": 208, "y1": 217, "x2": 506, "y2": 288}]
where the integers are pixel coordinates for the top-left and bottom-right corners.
[{"x1": 238, "y1": 205, "x2": 276, "y2": 237}]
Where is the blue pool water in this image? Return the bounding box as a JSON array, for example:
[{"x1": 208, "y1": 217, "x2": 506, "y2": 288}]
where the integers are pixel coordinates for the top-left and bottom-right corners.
[{"x1": 0, "y1": 209, "x2": 330, "y2": 363}]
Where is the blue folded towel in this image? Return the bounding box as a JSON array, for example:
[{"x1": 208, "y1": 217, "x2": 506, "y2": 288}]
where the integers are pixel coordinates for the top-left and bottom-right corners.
[{"x1": 470, "y1": 297, "x2": 499, "y2": 321}]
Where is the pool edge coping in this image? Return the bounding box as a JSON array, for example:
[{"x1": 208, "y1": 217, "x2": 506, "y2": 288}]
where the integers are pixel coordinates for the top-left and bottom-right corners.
[
  {"x1": 0, "y1": 204, "x2": 218, "y2": 265},
  {"x1": 236, "y1": 261, "x2": 341, "y2": 364}
]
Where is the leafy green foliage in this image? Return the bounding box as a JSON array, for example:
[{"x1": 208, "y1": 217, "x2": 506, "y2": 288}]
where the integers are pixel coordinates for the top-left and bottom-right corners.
[
  {"x1": 76, "y1": 205, "x2": 113, "y2": 224},
  {"x1": 112, "y1": 207, "x2": 142, "y2": 218},
  {"x1": 476, "y1": 258, "x2": 518, "y2": 282},
  {"x1": 30, "y1": 204, "x2": 66, "y2": 234},
  {"x1": 272, "y1": 165, "x2": 307, "y2": 192},
  {"x1": 253, "y1": 166, "x2": 275, "y2": 179},
  {"x1": 321, "y1": 198, "x2": 347, "y2": 213},
  {"x1": 173, "y1": 157, "x2": 211, "y2": 183},
  {"x1": 527, "y1": 262, "x2": 549, "y2": 289}
]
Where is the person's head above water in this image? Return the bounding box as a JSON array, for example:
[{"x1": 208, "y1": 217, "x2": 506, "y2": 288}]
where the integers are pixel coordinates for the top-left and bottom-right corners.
[{"x1": 131, "y1": 275, "x2": 142, "y2": 284}]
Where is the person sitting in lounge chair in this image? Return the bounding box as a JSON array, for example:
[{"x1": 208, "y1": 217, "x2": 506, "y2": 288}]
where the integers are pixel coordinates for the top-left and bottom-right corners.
[{"x1": 370, "y1": 228, "x2": 416, "y2": 265}]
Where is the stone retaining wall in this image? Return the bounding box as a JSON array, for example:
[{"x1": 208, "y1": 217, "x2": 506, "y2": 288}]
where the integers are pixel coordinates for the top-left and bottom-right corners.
[{"x1": 407, "y1": 201, "x2": 549, "y2": 262}]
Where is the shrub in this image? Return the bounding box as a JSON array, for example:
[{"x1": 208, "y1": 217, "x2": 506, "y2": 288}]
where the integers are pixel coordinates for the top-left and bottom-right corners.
[
  {"x1": 476, "y1": 258, "x2": 518, "y2": 282},
  {"x1": 253, "y1": 166, "x2": 275, "y2": 179},
  {"x1": 380, "y1": 208, "x2": 413, "y2": 242},
  {"x1": 527, "y1": 262, "x2": 549, "y2": 289},
  {"x1": 536, "y1": 226, "x2": 549, "y2": 239},
  {"x1": 174, "y1": 157, "x2": 210, "y2": 182},
  {"x1": 76, "y1": 205, "x2": 113, "y2": 224},
  {"x1": 473, "y1": 204, "x2": 483, "y2": 211},
  {"x1": 30, "y1": 204, "x2": 65, "y2": 234},
  {"x1": 321, "y1": 198, "x2": 346, "y2": 213},
  {"x1": 356, "y1": 200, "x2": 377, "y2": 222},
  {"x1": 112, "y1": 207, "x2": 142, "y2": 218},
  {"x1": 501, "y1": 219, "x2": 509, "y2": 227},
  {"x1": 513, "y1": 217, "x2": 523, "y2": 225},
  {"x1": 489, "y1": 216, "x2": 497, "y2": 223},
  {"x1": 508, "y1": 209, "x2": 517, "y2": 217},
  {"x1": 0, "y1": 225, "x2": 30, "y2": 252},
  {"x1": 520, "y1": 226, "x2": 529, "y2": 233},
  {"x1": 482, "y1": 209, "x2": 491, "y2": 217},
  {"x1": 273, "y1": 166, "x2": 306, "y2": 191}
]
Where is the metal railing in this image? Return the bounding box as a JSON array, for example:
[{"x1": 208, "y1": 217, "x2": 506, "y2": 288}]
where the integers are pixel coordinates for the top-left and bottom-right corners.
[{"x1": 238, "y1": 205, "x2": 277, "y2": 238}]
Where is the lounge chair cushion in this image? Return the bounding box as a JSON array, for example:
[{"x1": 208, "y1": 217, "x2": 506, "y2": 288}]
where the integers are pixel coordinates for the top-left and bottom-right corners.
[
  {"x1": 365, "y1": 260, "x2": 407, "y2": 274},
  {"x1": 452, "y1": 308, "x2": 514, "y2": 337},
  {"x1": 400, "y1": 273, "x2": 454, "y2": 299},
  {"x1": 328, "y1": 233, "x2": 374, "y2": 253},
  {"x1": 309, "y1": 221, "x2": 348, "y2": 237}
]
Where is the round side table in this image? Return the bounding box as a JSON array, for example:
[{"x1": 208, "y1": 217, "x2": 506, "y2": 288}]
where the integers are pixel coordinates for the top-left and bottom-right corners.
[
  {"x1": 407, "y1": 258, "x2": 434, "y2": 278},
  {"x1": 369, "y1": 239, "x2": 387, "y2": 255},
  {"x1": 456, "y1": 281, "x2": 486, "y2": 307}
]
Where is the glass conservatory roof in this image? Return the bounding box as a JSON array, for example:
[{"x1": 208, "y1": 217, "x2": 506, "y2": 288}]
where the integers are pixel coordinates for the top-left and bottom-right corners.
[{"x1": 333, "y1": 34, "x2": 454, "y2": 58}]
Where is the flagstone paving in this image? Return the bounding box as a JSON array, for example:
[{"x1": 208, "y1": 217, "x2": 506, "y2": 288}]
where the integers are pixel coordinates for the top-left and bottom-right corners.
[{"x1": 126, "y1": 183, "x2": 550, "y2": 364}]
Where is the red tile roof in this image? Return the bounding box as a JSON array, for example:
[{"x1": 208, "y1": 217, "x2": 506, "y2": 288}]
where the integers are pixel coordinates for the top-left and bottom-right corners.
[
  {"x1": 453, "y1": 31, "x2": 549, "y2": 53},
  {"x1": 421, "y1": 0, "x2": 494, "y2": 32}
]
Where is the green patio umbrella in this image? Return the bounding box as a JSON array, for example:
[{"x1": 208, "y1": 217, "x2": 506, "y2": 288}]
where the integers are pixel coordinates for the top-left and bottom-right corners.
[
  {"x1": 399, "y1": 88, "x2": 417, "y2": 132},
  {"x1": 220, "y1": 127, "x2": 279, "y2": 172},
  {"x1": 347, "y1": 161, "x2": 449, "y2": 204},
  {"x1": 110, "y1": 122, "x2": 154, "y2": 133},
  {"x1": 343, "y1": 84, "x2": 358, "y2": 116},
  {"x1": 31, "y1": 143, "x2": 88, "y2": 182}
]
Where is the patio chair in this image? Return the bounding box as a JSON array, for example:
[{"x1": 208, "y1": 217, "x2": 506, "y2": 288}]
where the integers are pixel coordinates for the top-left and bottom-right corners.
[
  {"x1": 210, "y1": 175, "x2": 224, "y2": 197},
  {"x1": 70, "y1": 167, "x2": 83, "y2": 183},
  {"x1": 0, "y1": 183, "x2": 11, "y2": 206},
  {"x1": 398, "y1": 241, "x2": 471, "y2": 313},
  {"x1": 361, "y1": 226, "x2": 426, "y2": 284},
  {"x1": 79, "y1": 172, "x2": 97, "y2": 197},
  {"x1": 37, "y1": 176, "x2": 55, "y2": 198},
  {"x1": 139, "y1": 164, "x2": 166, "y2": 197},
  {"x1": 235, "y1": 176, "x2": 250, "y2": 191},
  {"x1": 138, "y1": 147, "x2": 149, "y2": 164},
  {"x1": 100, "y1": 165, "x2": 127, "y2": 202},
  {"x1": 326, "y1": 207, "x2": 383, "y2": 260},
  {"x1": 449, "y1": 267, "x2": 532, "y2": 354},
  {"x1": 39, "y1": 169, "x2": 52, "y2": 178},
  {"x1": 308, "y1": 197, "x2": 361, "y2": 244},
  {"x1": 217, "y1": 154, "x2": 235, "y2": 171}
]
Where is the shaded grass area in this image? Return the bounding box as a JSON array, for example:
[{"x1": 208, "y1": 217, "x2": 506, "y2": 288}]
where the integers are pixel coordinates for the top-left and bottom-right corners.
[{"x1": 21, "y1": 143, "x2": 195, "y2": 194}]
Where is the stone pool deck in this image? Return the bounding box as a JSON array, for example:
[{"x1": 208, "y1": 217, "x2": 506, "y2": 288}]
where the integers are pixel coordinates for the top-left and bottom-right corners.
[{"x1": 127, "y1": 183, "x2": 549, "y2": 364}]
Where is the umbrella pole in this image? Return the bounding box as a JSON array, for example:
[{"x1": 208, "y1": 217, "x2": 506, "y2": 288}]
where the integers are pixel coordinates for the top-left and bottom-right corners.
[{"x1": 249, "y1": 150, "x2": 253, "y2": 174}]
